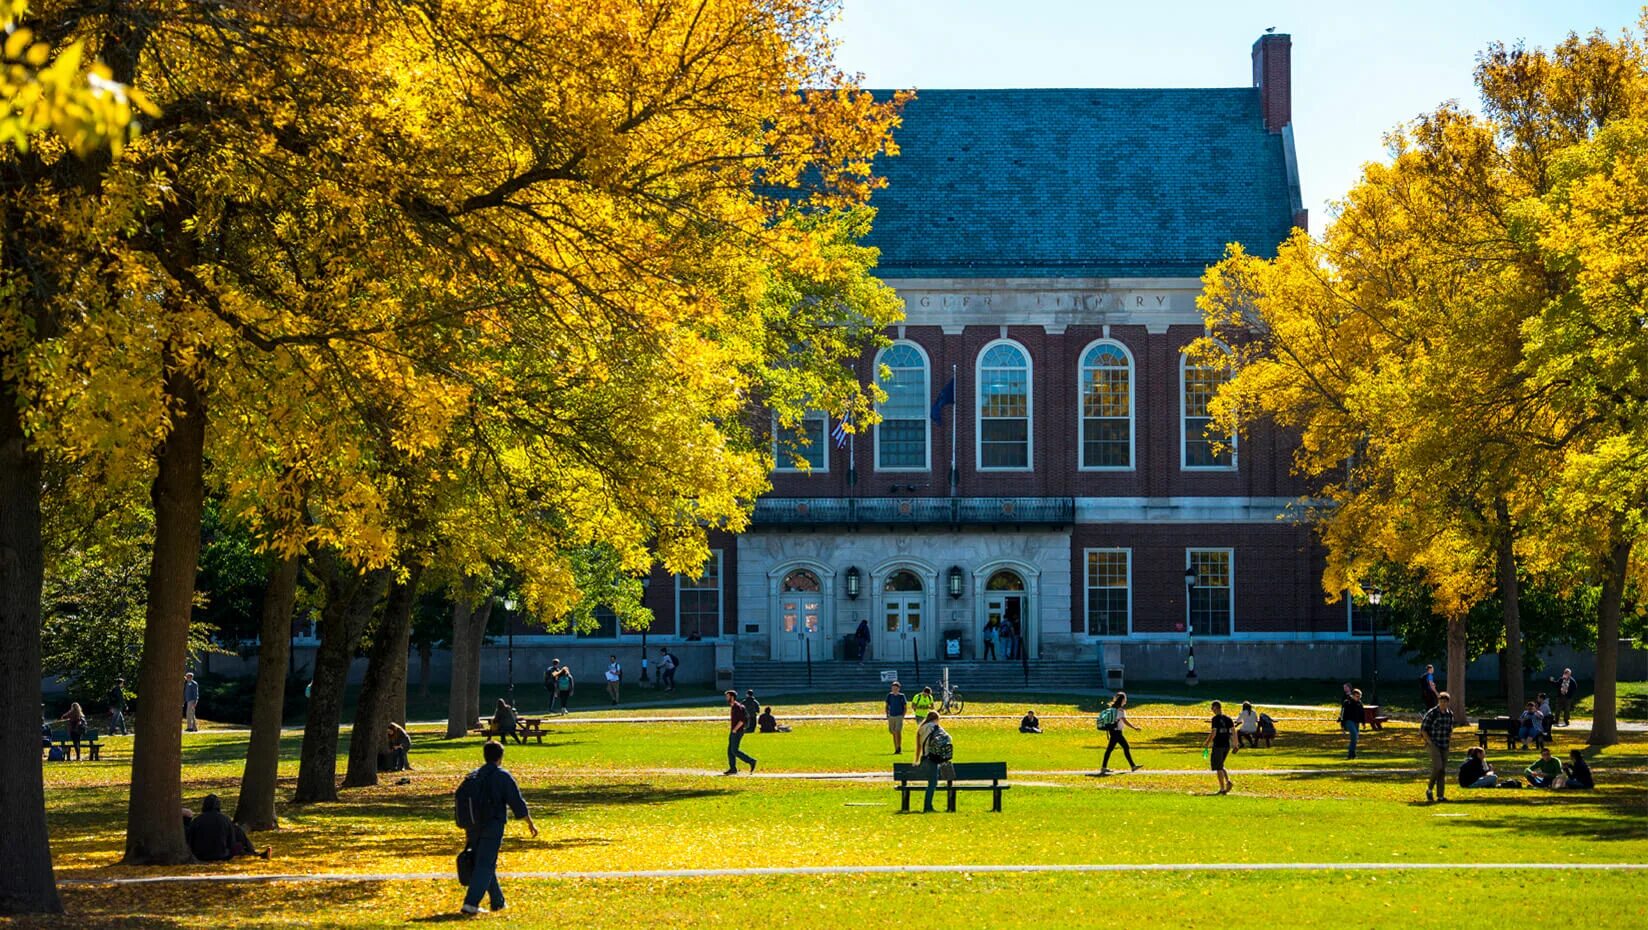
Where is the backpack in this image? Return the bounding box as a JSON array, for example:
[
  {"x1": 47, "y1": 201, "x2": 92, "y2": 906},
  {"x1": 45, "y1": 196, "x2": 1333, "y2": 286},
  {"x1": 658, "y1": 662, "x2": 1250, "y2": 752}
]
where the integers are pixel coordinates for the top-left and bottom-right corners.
[
  {"x1": 925, "y1": 727, "x2": 953, "y2": 762},
  {"x1": 454, "y1": 767, "x2": 494, "y2": 830},
  {"x1": 47, "y1": 745, "x2": 65, "y2": 762},
  {"x1": 1098, "y1": 707, "x2": 1119, "y2": 729}
]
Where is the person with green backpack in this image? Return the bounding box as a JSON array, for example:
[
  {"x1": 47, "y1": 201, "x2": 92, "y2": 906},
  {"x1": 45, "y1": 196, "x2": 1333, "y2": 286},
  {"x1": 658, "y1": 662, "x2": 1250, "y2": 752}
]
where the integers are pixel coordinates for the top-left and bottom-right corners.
[{"x1": 1098, "y1": 691, "x2": 1143, "y2": 774}]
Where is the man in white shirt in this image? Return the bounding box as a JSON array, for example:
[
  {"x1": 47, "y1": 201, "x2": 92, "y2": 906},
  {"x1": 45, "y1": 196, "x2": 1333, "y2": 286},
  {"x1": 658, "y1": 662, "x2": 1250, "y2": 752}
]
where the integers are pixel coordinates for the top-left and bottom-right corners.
[{"x1": 605, "y1": 656, "x2": 622, "y2": 705}]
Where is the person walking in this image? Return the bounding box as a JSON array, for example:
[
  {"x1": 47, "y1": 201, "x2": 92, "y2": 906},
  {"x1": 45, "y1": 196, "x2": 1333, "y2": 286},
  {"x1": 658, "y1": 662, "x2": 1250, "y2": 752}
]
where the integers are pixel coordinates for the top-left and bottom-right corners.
[
  {"x1": 1340, "y1": 687, "x2": 1365, "y2": 759},
  {"x1": 911, "y1": 686, "x2": 936, "y2": 721},
  {"x1": 604, "y1": 655, "x2": 622, "y2": 705},
  {"x1": 1419, "y1": 664, "x2": 1439, "y2": 712},
  {"x1": 885, "y1": 682, "x2": 908, "y2": 754},
  {"x1": 981, "y1": 620, "x2": 998, "y2": 661},
  {"x1": 552, "y1": 661, "x2": 574, "y2": 714},
  {"x1": 107, "y1": 678, "x2": 128, "y2": 736},
  {"x1": 1549, "y1": 668, "x2": 1578, "y2": 727},
  {"x1": 543, "y1": 661, "x2": 560, "y2": 712},
  {"x1": 459, "y1": 741, "x2": 538, "y2": 915},
  {"x1": 1204, "y1": 700, "x2": 1235, "y2": 795},
  {"x1": 741, "y1": 690, "x2": 761, "y2": 732},
  {"x1": 1098, "y1": 692, "x2": 1142, "y2": 774},
  {"x1": 183, "y1": 672, "x2": 200, "y2": 732},
  {"x1": 1419, "y1": 691, "x2": 1456, "y2": 803},
  {"x1": 854, "y1": 619, "x2": 871, "y2": 663},
  {"x1": 659, "y1": 649, "x2": 678, "y2": 692},
  {"x1": 918, "y1": 711, "x2": 952, "y2": 813},
  {"x1": 723, "y1": 690, "x2": 757, "y2": 775}
]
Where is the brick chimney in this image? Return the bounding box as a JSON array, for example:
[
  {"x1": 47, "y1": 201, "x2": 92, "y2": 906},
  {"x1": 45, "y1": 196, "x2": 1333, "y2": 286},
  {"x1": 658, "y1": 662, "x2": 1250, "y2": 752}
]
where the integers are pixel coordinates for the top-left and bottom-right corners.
[{"x1": 1251, "y1": 32, "x2": 1291, "y2": 134}]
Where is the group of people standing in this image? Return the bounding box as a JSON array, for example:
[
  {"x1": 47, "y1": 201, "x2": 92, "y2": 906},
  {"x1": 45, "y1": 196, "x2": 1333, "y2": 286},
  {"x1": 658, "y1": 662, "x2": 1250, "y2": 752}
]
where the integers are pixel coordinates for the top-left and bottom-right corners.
[{"x1": 980, "y1": 616, "x2": 1023, "y2": 660}]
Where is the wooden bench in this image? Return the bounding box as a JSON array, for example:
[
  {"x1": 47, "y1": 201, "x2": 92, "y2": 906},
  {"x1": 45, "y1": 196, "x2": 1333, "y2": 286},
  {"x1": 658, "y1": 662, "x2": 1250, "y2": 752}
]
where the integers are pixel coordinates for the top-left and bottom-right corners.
[
  {"x1": 1362, "y1": 705, "x2": 1390, "y2": 731},
  {"x1": 48, "y1": 728, "x2": 101, "y2": 761},
  {"x1": 472, "y1": 716, "x2": 546, "y2": 744},
  {"x1": 892, "y1": 762, "x2": 1009, "y2": 812}
]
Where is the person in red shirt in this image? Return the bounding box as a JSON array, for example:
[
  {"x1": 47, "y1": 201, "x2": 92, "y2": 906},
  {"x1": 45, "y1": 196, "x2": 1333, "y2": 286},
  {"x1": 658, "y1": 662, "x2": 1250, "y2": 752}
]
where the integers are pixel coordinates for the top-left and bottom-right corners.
[{"x1": 724, "y1": 690, "x2": 757, "y2": 775}]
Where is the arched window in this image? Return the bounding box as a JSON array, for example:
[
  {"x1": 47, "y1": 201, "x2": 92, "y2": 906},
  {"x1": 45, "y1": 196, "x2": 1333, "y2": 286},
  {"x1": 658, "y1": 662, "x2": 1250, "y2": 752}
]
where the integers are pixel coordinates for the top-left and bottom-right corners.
[
  {"x1": 875, "y1": 343, "x2": 929, "y2": 471},
  {"x1": 780, "y1": 569, "x2": 822, "y2": 635},
  {"x1": 1079, "y1": 341, "x2": 1133, "y2": 469},
  {"x1": 985, "y1": 570, "x2": 1026, "y2": 591},
  {"x1": 1181, "y1": 348, "x2": 1236, "y2": 469},
  {"x1": 883, "y1": 570, "x2": 924, "y2": 592},
  {"x1": 781, "y1": 569, "x2": 821, "y2": 593},
  {"x1": 977, "y1": 341, "x2": 1031, "y2": 470}
]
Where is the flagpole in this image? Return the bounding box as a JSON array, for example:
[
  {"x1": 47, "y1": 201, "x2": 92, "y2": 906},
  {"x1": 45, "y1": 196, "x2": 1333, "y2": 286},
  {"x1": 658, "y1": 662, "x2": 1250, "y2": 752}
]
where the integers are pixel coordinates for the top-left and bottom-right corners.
[{"x1": 950, "y1": 364, "x2": 958, "y2": 495}]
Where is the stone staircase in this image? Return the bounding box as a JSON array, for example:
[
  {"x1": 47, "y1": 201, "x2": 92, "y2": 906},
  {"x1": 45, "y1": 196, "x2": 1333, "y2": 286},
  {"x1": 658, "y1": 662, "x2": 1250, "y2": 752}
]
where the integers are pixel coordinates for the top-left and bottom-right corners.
[{"x1": 730, "y1": 658, "x2": 1105, "y2": 695}]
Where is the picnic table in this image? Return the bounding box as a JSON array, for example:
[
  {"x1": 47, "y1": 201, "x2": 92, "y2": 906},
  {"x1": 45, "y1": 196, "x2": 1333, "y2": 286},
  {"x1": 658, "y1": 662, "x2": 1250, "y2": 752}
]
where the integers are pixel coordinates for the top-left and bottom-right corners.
[{"x1": 471, "y1": 715, "x2": 547, "y2": 744}]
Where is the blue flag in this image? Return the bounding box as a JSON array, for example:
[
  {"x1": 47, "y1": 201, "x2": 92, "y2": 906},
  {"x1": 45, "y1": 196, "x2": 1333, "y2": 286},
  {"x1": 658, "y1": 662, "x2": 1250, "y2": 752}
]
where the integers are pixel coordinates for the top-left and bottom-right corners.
[{"x1": 931, "y1": 377, "x2": 956, "y2": 424}]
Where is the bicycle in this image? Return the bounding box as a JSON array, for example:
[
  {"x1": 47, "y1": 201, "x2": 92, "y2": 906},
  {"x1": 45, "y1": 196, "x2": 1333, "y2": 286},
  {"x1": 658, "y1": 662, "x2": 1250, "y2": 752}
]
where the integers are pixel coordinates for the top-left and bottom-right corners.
[{"x1": 932, "y1": 672, "x2": 964, "y2": 715}]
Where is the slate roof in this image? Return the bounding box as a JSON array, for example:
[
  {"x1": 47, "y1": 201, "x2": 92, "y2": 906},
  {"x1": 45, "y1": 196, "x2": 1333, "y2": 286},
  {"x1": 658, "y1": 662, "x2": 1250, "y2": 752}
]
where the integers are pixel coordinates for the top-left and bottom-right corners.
[{"x1": 864, "y1": 88, "x2": 1298, "y2": 279}]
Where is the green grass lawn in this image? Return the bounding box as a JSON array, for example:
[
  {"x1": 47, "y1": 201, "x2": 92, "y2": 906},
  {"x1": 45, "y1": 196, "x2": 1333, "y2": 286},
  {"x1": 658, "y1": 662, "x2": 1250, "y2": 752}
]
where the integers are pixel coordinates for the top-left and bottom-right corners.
[{"x1": 11, "y1": 694, "x2": 1646, "y2": 929}]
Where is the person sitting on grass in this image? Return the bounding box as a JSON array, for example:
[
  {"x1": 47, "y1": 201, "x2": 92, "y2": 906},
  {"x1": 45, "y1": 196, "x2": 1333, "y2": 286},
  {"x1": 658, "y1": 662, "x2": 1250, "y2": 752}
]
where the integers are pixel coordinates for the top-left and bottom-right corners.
[
  {"x1": 1019, "y1": 710, "x2": 1041, "y2": 734},
  {"x1": 1459, "y1": 746, "x2": 1504, "y2": 789},
  {"x1": 380, "y1": 721, "x2": 413, "y2": 772},
  {"x1": 492, "y1": 698, "x2": 522, "y2": 745},
  {"x1": 1235, "y1": 701, "x2": 1259, "y2": 749},
  {"x1": 186, "y1": 794, "x2": 269, "y2": 861},
  {"x1": 757, "y1": 706, "x2": 789, "y2": 733},
  {"x1": 1525, "y1": 746, "x2": 1563, "y2": 788},
  {"x1": 1561, "y1": 750, "x2": 1594, "y2": 790}
]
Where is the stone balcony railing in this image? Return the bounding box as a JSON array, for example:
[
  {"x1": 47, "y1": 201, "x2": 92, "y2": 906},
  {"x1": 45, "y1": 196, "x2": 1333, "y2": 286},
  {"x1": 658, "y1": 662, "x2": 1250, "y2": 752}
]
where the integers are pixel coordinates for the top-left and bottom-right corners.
[{"x1": 751, "y1": 496, "x2": 1074, "y2": 527}]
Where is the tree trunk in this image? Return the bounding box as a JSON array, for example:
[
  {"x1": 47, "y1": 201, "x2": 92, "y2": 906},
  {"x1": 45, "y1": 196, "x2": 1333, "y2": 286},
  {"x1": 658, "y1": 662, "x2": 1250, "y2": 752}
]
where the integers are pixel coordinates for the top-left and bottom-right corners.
[
  {"x1": 343, "y1": 567, "x2": 421, "y2": 788},
  {"x1": 387, "y1": 588, "x2": 415, "y2": 728},
  {"x1": 1446, "y1": 615, "x2": 1468, "y2": 719},
  {"x1": 467, "y1": 599, "x2": 492, "y2": 725},
  {"x1": 124, "y1": 361, "x2": 207, "y2": 865},
  {"x1": 418, "y1": 641, "x2": 433, "y2": 699},
  {"x1": 291, "y1": 562, "x2": 387, "y2": 804},
  {"x1": 445, "y1": 597, "x2": 474, "y2": 738},
  {"x1": 234, "y1": 554, "x2": 301, "y2": 831},
  {"x1": 1590, "y1": 535, "x2": 1630, "y2": 747},
  {"x1": 1496, "y1": 509, "x2": 1524, "y2": 715},
  {"x1": 0, "y1": 387, "x2": 61, "y2": 914}
]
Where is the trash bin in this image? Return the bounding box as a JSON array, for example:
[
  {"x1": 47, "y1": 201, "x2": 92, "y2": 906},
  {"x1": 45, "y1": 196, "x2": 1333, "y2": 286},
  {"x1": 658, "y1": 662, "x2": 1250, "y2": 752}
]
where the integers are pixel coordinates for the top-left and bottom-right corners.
[
  {"x1": 943, "y1": 630, "x2": 963, "y2": 659},
  {"x1": 842, "y1": 634, "x2": 858, "y2": 660}
]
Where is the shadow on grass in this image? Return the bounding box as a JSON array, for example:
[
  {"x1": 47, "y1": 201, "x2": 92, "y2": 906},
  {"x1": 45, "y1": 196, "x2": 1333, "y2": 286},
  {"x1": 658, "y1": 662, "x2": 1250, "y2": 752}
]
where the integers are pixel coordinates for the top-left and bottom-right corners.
[{"x1": 46, "y1": 880, "x2": 384, "y2": 929}]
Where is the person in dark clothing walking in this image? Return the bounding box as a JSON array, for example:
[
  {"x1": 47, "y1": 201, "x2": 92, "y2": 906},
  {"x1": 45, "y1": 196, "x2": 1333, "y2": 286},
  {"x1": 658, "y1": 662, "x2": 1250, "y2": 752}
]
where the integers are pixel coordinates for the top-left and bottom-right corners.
[
  {"x1": 186, "y1": 794, "x2": 268, "y2": 861},
  {"x1": 1419, "y1": 664, "x2": 1439, "y2": 712},
  {"x1": 742, "y1": 690, "x2": 761, "y2": 733},
  {"x1": 1098, "y1": 691, "x2": 1142, "y2": 774},
  {"x1": 1204, "y1": 701, "x2": 1235, "y2": 795},
  {"x1": 1549, "y1": 668, "x2": 1579, "y2": 726},
  {"x1": 461, "y1": 741, "x2": 537, "y2": 915},
  {"x1": 724, "y1": 690, "x2": 756, "y2": 774},
  {"x1": 1420, "y1": 692, "x2": 1456, "y2": 803},
  {"x1": 108, "y1": 678, "x2": 127, "y2": 736},
  {"x1": 1340, "y1": 687, "x2": 1365, "y2": 759},
  {"x1": 854, "y1": 619, "x2": 871, "y2": 662},
  {"x1": 658, "y1": 649, "x2": 678, "y2": 692}
]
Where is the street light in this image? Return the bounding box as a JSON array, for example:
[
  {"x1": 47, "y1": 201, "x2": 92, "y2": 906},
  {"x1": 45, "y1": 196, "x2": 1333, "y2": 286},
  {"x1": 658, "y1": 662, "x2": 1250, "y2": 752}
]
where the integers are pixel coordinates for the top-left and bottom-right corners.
[
  {"x1": 1184, "y1": 566, "x2": 1199, "y2": 686},
  {"x1": 503, "y1": 597, "x2": 518, "y2": 704},
  {"x1": 947, "y1": 566, "x2": 964, "y2": 600},
  {"x1": 1368, "y1": 587, "x2": 1383, "y2": 705},
  {"x1": 845, "y1": 566, "x2": 862, "y2": 600}
]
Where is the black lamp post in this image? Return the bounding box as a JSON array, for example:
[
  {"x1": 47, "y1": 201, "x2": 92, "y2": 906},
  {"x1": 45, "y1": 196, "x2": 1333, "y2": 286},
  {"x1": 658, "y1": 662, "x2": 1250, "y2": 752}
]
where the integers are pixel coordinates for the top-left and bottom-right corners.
[
  {"x1": 1184, "y1": 566, "x2": 1199, "y2": 686},
  {"x1": 503, "y1": 597, "x2": 517, "y2": 704},
  {"x1": 1369, "y1": 586, "x2": 1383, "y2": 705},
  {"x1": 639, "y1": 575, "x2": 651, "y2": 684}
]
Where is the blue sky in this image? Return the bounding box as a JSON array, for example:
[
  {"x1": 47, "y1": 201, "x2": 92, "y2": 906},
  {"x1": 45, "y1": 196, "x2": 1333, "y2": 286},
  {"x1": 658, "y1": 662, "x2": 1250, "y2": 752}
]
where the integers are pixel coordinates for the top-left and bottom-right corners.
[{"x1": 832, "y1": 1, "x2": 1642, "y2": 219}]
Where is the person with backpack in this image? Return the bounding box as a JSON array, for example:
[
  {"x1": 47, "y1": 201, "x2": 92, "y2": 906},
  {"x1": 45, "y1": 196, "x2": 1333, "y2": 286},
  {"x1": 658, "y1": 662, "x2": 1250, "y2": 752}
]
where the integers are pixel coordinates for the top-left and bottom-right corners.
[
  {"x1": 918, "y1": 711, "x2": 952, "y2": 813},
  {"x1": 552, "y1": 661, "x2": 574, "y2": 714},
  {"x1": 544, "y1": 661, "x2": 560, "y2": 711},
  {"x1": 911, "y1": 686, "x2": 936, "y2": 721},
  {"x1": 742, "y1": 690, "x2": 761, "y2": 732},
  {"x1": 1340, "y1": 687, "x2": 1365, "y2": 759},
  {"x1": 456, "y1": 741, "x2": 537, "y2": 916},
  {"x1": 723, "y1": 690, "x2": 757, "y2": 775},
  {"x1": 658, "y1": 649, "x2": 678, "y2": 693},
  {"x1": 108, "y1": 678, "x2": 128, "y2": 736},
  {"x1": 1098, "y1": 692, "x2": 1142, "y2": 774},
  {"x1": 1204, "y1": 700, "x2": 1236, "y2": 795}
]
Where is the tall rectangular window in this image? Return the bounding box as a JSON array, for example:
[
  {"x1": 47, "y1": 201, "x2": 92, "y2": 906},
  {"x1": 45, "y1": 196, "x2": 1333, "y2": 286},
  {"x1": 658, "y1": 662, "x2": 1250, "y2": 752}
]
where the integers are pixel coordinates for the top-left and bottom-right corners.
[
  {"x1": 676, "y1": 551, "x2": 722, "y2": 639},
  {"x1": 1187, "y1": 549, "x2": 1233, "y2": 636},
  {"x1": 978, "y1": 341, "x2": 1031, "y2": 469},
  {"x1": 773, "y1": 412, "x2": 828, "y2": 472},
  {"x1": 875, "y1": 344, "x2": 930, "y2": 470},
  {"x1": 1182, "y1": 357, "x2": 1235, "y2": 469},
  {"x1": 1080, "y1": 342, "x2": 1132, "y2": 469},
  {"x1": 1084, "y1": 549, "x2": 1131, "y2": 636}
]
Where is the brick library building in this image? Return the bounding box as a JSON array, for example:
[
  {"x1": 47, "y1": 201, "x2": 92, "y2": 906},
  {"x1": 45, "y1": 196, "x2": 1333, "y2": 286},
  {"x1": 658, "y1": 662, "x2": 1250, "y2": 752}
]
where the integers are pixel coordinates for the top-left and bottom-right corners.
[{"x1": 486, "y1": 34, "x2": 1379, "y2": 689}]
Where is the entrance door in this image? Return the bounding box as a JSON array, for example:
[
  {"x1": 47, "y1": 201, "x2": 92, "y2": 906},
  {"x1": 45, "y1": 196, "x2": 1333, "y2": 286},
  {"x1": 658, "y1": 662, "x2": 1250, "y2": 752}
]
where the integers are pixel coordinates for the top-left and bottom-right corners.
[
  {"x1": 778, "y1": 569, "x2": 823, "y2": 662},
  {"x1": 880, "y1": 570, "x2": 925, "y2": 662},
  {"x1": 984, "y1": 570, "x2": 1028, "y2": 659}
]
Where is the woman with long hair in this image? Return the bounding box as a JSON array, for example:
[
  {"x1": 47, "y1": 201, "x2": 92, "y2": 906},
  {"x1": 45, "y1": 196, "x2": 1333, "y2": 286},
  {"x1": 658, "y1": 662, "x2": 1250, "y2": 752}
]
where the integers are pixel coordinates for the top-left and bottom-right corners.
[
  {"x1": 1098, "y1": 692, "x2": 1142, "y2": 774},
  {"x1": 58, "y1": 702, "x2": 87, "y2": 761}
]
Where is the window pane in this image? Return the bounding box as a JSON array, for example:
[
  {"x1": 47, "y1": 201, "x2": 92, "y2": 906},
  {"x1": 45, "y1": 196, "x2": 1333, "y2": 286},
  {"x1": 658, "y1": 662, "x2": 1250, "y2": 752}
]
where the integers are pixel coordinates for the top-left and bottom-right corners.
[
  {"x1": 1085, "y1": 551, "x2": 1130, "y2": 637},
  {"x1": 1082, "y1": 345, "x2": 1131, "y2": 469},
  {"x1": 980, "y1": 418, "x2": 1029, "y2": 468},
  {"x1": 877, "y1": 345, "x2": 928, "y2": 469},
  {"x1": 878, "y1": 419, "x2": 927, "y2": 468},
  {"x1": 1183, "y1": 362, "x2": 1234, "y2": 468},
  {"x1": 576, "y1": 607, "x2": 619, "y2": 639},
  {"x1": 775, "y1": 414, "x2": 827, "y2": 471},
  {"x1": 1187, "y1": 550, "x2": 1232, "y2": 636},
  {"x1": 1082, "y1": 419, "x2": 1130, "y2": 468},
  {"x1": 676, "y1": 553, "x2": 721, "y2": 639}
]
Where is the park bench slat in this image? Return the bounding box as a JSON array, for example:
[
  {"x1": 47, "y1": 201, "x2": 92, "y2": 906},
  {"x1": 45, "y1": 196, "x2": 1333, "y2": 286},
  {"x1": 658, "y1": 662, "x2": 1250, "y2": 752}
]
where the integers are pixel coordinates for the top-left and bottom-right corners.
[{"x1": 892, "y1": 762, "x2": 1010, "y2": 813}]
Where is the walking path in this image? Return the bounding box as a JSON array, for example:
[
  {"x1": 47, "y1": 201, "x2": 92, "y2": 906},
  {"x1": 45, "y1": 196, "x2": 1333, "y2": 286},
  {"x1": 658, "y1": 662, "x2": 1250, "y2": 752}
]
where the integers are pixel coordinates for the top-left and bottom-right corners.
[{"x1": 62, "y1": 860, "x2": 1648, "y2": 887}]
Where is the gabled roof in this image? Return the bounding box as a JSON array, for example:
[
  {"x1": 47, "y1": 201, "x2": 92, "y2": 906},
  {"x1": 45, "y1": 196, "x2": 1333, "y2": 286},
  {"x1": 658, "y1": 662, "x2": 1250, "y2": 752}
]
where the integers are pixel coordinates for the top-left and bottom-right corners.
[{"x1": 864, "y1": 88, "x2": 1298, "y2": 279}]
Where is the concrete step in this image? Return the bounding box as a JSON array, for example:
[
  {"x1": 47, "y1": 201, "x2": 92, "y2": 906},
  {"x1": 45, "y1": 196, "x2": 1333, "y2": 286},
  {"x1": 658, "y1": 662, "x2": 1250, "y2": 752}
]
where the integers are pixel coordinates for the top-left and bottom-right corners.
[{"x1": 730, "y1": 660, "x2": 1104, "y2": 694}]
